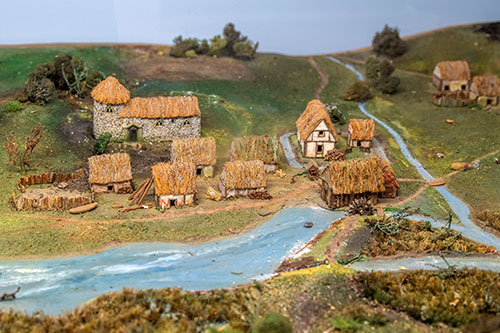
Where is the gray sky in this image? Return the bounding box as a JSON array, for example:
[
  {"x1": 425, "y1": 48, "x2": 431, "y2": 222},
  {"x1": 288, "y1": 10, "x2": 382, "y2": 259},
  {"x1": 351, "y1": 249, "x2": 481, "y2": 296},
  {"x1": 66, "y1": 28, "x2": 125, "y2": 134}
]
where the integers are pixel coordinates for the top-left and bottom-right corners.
[{"x1": 0, "y1": 0, "x2": 498, "y2": 55}]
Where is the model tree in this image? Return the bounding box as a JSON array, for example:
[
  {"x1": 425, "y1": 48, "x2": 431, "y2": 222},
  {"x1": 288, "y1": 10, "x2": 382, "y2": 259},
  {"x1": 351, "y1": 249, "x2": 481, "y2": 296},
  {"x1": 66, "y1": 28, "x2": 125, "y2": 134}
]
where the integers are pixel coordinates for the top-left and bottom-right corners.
[
  {"x1": 364, "y1": 57, "x2": 400, "y2": 94},
  {"x1": 3, "y1": 124, "x2": 45, "y2": 170},
  {"x1": 372, "y1": 25, "x2": 407, "y2": 58},
  {"x1": 343, "y1": 81, "x2": 372, "y2": 102}
]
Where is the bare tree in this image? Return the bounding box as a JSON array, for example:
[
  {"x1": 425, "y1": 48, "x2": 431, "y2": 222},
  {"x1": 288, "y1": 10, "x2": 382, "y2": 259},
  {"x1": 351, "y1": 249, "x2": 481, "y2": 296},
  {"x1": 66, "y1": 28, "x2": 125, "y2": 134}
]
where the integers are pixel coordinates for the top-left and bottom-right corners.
[
  {"x1": 2, "y1": 133, "x2": 20, "y2": 167},
  {"x1": 2, "y1": 124, "x2": 45, "y2": 171}
]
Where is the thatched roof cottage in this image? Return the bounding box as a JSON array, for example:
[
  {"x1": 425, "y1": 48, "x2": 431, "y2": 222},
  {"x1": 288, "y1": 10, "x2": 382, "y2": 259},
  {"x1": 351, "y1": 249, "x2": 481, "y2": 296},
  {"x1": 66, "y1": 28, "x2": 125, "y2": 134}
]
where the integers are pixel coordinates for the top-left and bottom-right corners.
[
  {"x1": 432, "y1": 61, "x2": 470, "y2": 93},
  {"x1": 151, "y1": 162, "x2": 197, "y2": 209},
  {"x1": 347, "y1": 119, "x2": 375, "y2": 152},
  {"x1": 469, "y1": 75, "x2": 500, "y2": 107},
  {"x1": 88, "y1": 153, "x2": 133, "y2": 194},
  {"x1": 219, "y1": 160, "x2": 266, "y2": 198},
  {"x1": 296, "y1": 100, "x2": 338, "y2": 158},
  {"x1": 320, "y1": 157, "x2": 386, "y2": 209},
  {"x1": 91, "y1": 76, "x2": 201, "y2": 142},
  {"x1": 171, "y1": 137, "x2": 217, "y2": 177},
  {"x1": 230, "y1": 136, "x2": 280, "y2": 172}
]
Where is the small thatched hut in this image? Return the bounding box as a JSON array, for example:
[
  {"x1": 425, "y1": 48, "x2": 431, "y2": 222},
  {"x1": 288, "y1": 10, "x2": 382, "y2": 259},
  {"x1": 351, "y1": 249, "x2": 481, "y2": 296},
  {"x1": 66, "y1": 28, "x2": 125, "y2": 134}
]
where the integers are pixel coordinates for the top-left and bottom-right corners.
[
  {"x1": 380, "y1": 160, "x2": 399, "y2": 198},
  {"x1": 219, "y1": 160, "x2": 267, "y2": 198},
  {"x1": 171, "y1": 137, "x2": 217, "y2": 177},
  {"x1": 320, "y1": 157, "x2": 385, "y2": 209},
  {"x1": 469, "y1": 75, "x2": 500, "y2": 107},
  {"x1": 296, "y1": 100, "x2": 338, "y2": 158},
  {"x1": 347, "y1": 119, "x2": 375, "y2": 151},
  {"x1": 230, "y1": 136, "x2": 280, "y2": 172},
  {"x1": 88, "y1": 153, "x2": 133, "y2": 193},
  {"x1": 432, "y1": 61, "x2": 470, "y2": 92},
  {"x1": 151, "y1": 162, "x2": 197, "y2": 209}
]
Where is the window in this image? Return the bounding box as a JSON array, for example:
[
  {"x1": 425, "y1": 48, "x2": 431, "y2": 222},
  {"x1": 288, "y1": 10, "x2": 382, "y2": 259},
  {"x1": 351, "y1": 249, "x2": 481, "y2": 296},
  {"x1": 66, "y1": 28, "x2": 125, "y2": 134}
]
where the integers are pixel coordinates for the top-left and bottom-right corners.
[
  {"x1": 107, "y1": 185, "x2": 113, "y2": 191},
  {"x1": 461, "y1": 85, "x2": 466, "y2": 90},
  {"x1": 155, "y1": 120, "x2": 163, "y2": 127},
  {"x1": 183, "y1": 119, "x2": 191, "y2": 126},
  {"x1": 196, "y1": 168, "x2": 202, "y2": 175},
  {"x1": 318, "y1": 131, "x2": 325, "y2": 137},
  {"x1": 169, "y1": 199, "x2": 177, "y2": 207},
  {"x1": 106, "y1": 106, "x2": 113, "y2": 113},
  {"x1": 444, "y1": 85, "x2": 450, "y2": 91},
  {"x1": 487, "y1": 99, "x2": 492, "y2": 105},
  {"x1": 317, "y1": 145, "x2": 323, "y2": 153}
]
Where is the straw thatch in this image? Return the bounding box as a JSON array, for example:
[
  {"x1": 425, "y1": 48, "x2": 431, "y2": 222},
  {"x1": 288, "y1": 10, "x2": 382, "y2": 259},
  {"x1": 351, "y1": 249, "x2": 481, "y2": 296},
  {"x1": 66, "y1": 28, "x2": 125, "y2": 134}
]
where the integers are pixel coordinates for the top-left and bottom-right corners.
[
  {"x1": 230, "y1": 136, "x2": 279, "y2": 164},
  {"x1": 119, "y1": 96, "x2": 201, "y2": 119},
  {"x1": 151, "y1": 162, "x2": 196, "y2": 196},
  {"x1": 88, "y1": 153, "x2": 132, "y2": 184},
  {"x1": 470, "y1": 75, "x2": 500, "y2": 97},
  {"x1": 221, "y1": 160, "x2": 266, "y2": 190},
  {"x1": 381, "y1": 160, "x2": 399, "y2": 190},
  {"x1": 296, "y1": 100, "x2": 338, "y2": 140},
  {"x1": 434, "y1": 61, "x2": 470, "y2": 81},
  {"x1": 172, "y1": 137, "x2": 216, "y2": 166},
  {"x1": 91, "y1": 76, "x2": 130, "y2": 105},
  {"x1": 328, "y1": 157, "x2": 385, "y2": 195},
  {"x1": 349, "y1": 119, "x2": 375, "y2": 141}
]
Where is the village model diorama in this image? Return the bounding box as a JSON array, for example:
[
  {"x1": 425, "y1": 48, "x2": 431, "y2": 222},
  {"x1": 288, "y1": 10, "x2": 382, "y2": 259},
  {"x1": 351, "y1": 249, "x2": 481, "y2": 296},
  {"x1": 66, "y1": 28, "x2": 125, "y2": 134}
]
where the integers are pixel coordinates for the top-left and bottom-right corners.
[{"x1": 0, "y1": 18, "x2": 500, "y2": 332}]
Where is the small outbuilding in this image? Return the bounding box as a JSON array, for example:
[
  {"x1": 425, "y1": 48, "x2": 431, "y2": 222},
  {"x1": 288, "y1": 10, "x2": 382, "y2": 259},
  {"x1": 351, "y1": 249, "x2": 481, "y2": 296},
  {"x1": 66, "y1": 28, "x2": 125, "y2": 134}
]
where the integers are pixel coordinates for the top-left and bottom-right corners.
[
  {"x1": 151, "y1": 162, "x2": 197, "y2": 209},
  {"x1": 469, "y1": 75, "x2": 500, "y2": 107},
  {"x1": 171, "y1": 137, "x2": 216, "y2": 177},
  {"x1": 320, "y1": 157, "x2": 386, "y2": 209},
  {"x1": 432, "y1": 60, "x2": 471, "y2": 93},
  {"x1": 88, "y1": 153, "x2": 133, "y2": 194},
  {"x1": 230, "y1": 136, "x2": 280, "y2": 173},
  {"x1": 347, "y1": 119, "x2": 375, "y2": 152},
  {"x1": 219, "y1": 160, "x2": 267, "y2": 198},
  {"x1": 296, "y1": 100, "x2": 338, "y2": 158},
  {"x1": 380, "y1": 160, "x2": 399, "y2": 199}
]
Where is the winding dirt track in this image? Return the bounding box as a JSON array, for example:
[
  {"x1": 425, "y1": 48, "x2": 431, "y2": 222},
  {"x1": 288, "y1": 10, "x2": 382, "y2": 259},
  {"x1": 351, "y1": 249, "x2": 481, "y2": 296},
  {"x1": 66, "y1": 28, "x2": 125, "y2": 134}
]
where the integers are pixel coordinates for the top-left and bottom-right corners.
[{"x1": 308, "y1": 56, "x2": 329, "y2": 100}]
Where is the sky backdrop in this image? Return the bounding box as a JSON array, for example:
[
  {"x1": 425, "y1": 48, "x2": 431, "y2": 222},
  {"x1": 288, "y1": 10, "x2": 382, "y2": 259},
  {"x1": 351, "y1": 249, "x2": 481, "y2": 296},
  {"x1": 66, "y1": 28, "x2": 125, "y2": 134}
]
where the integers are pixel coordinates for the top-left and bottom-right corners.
[{"x1": 0, "y1": 0, "x2": 499, "y2": 55}]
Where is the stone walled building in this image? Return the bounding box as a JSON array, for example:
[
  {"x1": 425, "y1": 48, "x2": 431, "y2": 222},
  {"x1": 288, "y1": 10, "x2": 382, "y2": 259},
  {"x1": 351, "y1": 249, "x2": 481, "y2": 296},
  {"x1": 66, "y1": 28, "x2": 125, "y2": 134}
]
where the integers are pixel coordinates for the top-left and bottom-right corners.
[
  {"x1": 91, "y1": 76, "x2": 201, "y2": 141},
  {"x1": 88, "y1": 153, "x2": 133, "y2": 194}
]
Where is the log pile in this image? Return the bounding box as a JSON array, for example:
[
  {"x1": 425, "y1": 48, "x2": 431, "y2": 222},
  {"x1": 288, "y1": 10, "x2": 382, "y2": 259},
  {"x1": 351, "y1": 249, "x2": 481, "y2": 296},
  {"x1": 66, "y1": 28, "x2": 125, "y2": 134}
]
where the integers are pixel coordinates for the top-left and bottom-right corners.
[
  {"x1": 249, "y1": 190, "x2": 272, "y2": 200},
  {"x1": 128, "y1": 177, "x2": 154, "y2": 206}
]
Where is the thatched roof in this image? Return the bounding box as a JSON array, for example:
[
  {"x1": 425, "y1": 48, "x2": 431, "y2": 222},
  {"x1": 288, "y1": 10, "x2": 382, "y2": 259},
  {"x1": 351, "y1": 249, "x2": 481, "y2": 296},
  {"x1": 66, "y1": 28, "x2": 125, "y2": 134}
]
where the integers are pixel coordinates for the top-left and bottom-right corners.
[
  {"x1": 230, "y1": 136, "x2": 279, "y2": 164},
  {"x1": 151, "y1": 162, "x2": 196, "y2": 196},
  {"x1": 434, "y1": 61, "x2": 470, "y2": 81},
  {"x1": 91, "y1": 76, "x2": 130, "y2": 105},
  {"x1": 88, "y1": 153, "x2": 132, "y2": 184},
  {"x1": 381, "y1": 160, "x2": 399, "y2": 189},
  {"x1": 328, "y1": 157, "x2": 385, "y2": 195},
  {"x1": 119, "y1": 96, "x2": 201, "y2": 119},
  {"x1": 221, "y1": 160, "x2": 266, "y2": 190},
  {"x1": 172, "y1": 137, "x2": 216, "y2": 166},
  {"x1": 296, "y1": 100, "x2": 338, "y2": 140},
  {"x1": 471, "y1": 75, "x2": 500, "y2": 97},
  {"x1": 348, "y1": 119, "x2": 375, "y2": 141}
]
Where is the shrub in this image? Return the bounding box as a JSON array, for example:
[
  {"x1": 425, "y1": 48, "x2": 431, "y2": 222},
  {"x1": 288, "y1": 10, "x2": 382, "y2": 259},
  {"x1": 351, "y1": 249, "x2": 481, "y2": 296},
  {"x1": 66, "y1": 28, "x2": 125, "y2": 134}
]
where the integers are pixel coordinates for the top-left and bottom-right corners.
[
  {"x1": 251, "y1": 313, "x2": 292, "y2": 333},
  {"x1": 372, "y1": 25, "x2": 407, "y2": 58},
  {"x1": 364, "y1": 57, "x2": 400, "y2": 94},
  {"x1": 4, "y1": 100, "x2": 21, "y2": 113},
  {"x1": 53, "y1": 53, "x2": 74, "y2": 89},
  {"x1": 26, "y1": 77, "x2": 55, "y2": 105},
  {"x1": 85, "y1": 70, "x2": 105, "y2": 92},
  {"x1": 208, "y1": 35, "x2": 228, "y2": 57},
  {"x1": 185, "y1": 50, "x2": 197, "y2": 58},
  {"x1": 223, "y1": 23, "x2": 258, "y2": 59},
  {"x1": 196, "y1": 39, "x2": 209, "y2": 55},
  {"x1": 170, "y1": 36, "x2": 199, "y2": 57},
  {"x1": 233, "y1": 40, "x2": 259, "y2": 60},
  {"x1": 343, "y1": 81, "x2": 372, "y2": 102},
  {"x1": 325, "y1": 103, "x2": 346, "y2": 124},
  {"x1": 477, "y1": 210, "x2": 500, "y2": 231},
  {"x1": 93, "y1": 133, "x2": 111, "y2": 155}
]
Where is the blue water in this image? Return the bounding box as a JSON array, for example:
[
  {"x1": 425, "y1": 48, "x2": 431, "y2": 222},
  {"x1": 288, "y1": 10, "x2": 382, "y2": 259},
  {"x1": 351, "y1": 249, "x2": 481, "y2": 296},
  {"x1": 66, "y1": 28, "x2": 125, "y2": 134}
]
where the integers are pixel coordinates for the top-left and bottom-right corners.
[
  {"x1": 280, "y1": 132, "x2": 305, "y2": 169},
  {"x1": 0, "y1": 207, "x2": 344, "y2": 315}
]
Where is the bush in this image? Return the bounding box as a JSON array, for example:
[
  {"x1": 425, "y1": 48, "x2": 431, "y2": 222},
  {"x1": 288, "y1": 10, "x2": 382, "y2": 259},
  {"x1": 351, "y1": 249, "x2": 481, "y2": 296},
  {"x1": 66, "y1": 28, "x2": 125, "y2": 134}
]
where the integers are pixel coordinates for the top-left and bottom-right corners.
[
  {"x1": 325, "y1": 103, "x2": 346, "y2": 124},
  {"x1": 364, "y1": 57, "x2": 400, "y2": 94},
  {"x1": 196, "y1": 39, "x2": 209, "y2": 55},
  {"x1": 477, "y1": 210, "x2": 500, "y2": 231},
  {"x1": 372, "y1": 25, "x2": 407, "y2": 58},
  {"x1": 185, "y1": 50, "x2": 197, "y2": 58},
  {"x1": 208, "y1": 35, "x2": 228, "y2": 57},
  {"x1": 170, "y1": 36, "x2": 200, "y2": 57},
  {"x1": 251, "y1": 313, "x2": 292, "y2": 333},
  {"x1": 85, "y1": 70, "x2": 105, "y2": 92},
  {"x1": 233, "y1": 40, "x2": 259, "y2": 60},
  {"x1": 93, "y1": 133, "x2": 111, "y2": 155},
  {"x1": 53, "y1": 53, "x2": 74, "y2": 89},
  {"x1": 4, "y1": 100, "x2": 21, "y2": 113},
  {"x1": 343, "y1": 81, "x2": 372, "y2": 102},
  {"x1": 26, "y1": 77, "x2": 55, "y2": 105}
]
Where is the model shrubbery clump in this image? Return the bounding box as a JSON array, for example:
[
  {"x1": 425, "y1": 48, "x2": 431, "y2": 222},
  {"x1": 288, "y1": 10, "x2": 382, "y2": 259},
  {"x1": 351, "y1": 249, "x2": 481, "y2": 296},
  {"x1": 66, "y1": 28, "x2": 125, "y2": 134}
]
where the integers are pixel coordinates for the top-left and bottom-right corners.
[
  {"x1": 343, "y1": 81, "x2": 372, "y2": 102},
  {"x1": 364, "y1": 57, "x2": 400, "y2": 94},
  {"x1": 170, "y1": 23, "x2": 258, "y2": 59},
  {"x1": 93, "y1": 133, "x2": 111, "y2": 155},
  {"x1": 372, "y1": 25, "x2": 408, "y2": 58},
  {"x1": 251, "y1": 312, "x2": 292, "y2": 333}
]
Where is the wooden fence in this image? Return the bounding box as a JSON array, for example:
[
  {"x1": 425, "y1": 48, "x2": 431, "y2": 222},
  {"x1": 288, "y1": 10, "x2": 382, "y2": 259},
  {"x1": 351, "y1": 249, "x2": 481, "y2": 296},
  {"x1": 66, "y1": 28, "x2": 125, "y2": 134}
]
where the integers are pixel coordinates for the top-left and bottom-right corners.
[
  {"x1": 17, "y1": 169, "x2": 86, "y2": 192},
  {"x1": 15, "y1": 196, "x2": 93, "y2": 211}
]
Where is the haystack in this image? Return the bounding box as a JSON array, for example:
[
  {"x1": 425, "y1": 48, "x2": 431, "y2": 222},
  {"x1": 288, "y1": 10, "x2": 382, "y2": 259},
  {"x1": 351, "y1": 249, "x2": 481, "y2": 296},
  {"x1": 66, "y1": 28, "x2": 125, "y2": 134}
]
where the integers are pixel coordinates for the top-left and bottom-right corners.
[
  {"x1": 91, "y1": 76, "x2": 130, "y2": 105},
  {"x1": 219, "y1": 160, "x2": 266, "y2": 198},
  {"x1": 88, "y1": 153, "x2": 133, "y2": 193},
  {"x1": 151, "y1": 162, "x2": 196, "y2": 196},
  {"x1": 119, "y1": 96, "x2": 201, "y2": 119}
]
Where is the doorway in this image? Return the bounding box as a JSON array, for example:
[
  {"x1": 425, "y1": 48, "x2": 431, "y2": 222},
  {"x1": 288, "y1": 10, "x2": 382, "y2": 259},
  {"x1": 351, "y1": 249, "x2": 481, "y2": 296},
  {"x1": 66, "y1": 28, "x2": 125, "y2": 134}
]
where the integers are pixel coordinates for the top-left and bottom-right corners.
[{"x1": 125, "y1": 124, "x2": 142, "y2": 142}]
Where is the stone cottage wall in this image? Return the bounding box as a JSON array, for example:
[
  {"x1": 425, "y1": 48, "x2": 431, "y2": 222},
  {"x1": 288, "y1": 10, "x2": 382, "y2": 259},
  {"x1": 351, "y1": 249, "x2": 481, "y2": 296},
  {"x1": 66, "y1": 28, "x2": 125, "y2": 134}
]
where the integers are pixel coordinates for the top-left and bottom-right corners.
[{"x1": 93, "y1": 101, "x2": 125, "y2": 139}]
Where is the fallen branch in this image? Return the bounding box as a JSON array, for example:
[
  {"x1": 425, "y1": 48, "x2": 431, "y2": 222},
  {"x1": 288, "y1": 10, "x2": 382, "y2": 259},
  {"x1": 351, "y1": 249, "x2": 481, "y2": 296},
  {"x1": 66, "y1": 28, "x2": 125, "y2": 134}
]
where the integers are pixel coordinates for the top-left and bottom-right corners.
[{"x1": 1, "y1": 286, "x2": 21, "y2": 301}]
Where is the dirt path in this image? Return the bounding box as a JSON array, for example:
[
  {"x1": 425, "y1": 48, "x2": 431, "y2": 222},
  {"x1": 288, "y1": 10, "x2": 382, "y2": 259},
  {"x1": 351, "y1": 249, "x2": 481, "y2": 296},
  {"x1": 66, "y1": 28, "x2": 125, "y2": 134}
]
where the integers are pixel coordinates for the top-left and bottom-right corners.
[
  {"x1": 308, "y1": 56, "x2": 329, "y2": 99},
  {"x1": 3, "y1": 183, "x2": 317, "y2": 236},
  {"x1": 325, "y1": 216, "x2": 358, "y2": 261}
]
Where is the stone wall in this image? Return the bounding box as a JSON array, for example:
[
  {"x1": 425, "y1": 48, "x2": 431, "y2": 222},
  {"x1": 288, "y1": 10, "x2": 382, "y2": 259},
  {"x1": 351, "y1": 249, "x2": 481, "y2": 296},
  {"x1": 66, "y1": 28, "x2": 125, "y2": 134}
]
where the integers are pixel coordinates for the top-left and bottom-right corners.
[{"x1": 93, "y1": 101, "x2": 126, "y2": 139}]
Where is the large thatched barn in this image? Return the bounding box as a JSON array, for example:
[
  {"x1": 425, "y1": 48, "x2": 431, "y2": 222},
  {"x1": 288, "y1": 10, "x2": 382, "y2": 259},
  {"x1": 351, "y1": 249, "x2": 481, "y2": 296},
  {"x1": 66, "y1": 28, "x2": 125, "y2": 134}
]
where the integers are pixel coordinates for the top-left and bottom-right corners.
[
  {"x1": 469, "y1": 75, "x2": 499, "y2": 107},
  {"x1": 88, "y1": 153, "x2": 133, "y2": 193},
  {"x1": 320, "y1": 157, "x2": 386, "y2": 209},
  {"x1": 296, "y1": 100, "x2": 338, "y2": 158},
  {"x1": 230, "y1": 136, "x2": 279, "y2": 173},
  {"x1": 171, "y1": 137, "x2": 216, "y2": 177},
  {"x1": 347, "y1": 119, "x2": 375, "y2": 152},
  {"x1": 432, "y1": 61, "x2": 471, "y2": 93},
  {"x1": 151, "y1": 162, "x2": 196, "y2": 209},
  {"x1": 92, "y1": 76, "x2": 201, "y2": 141},
  {"x1": 219, "y1": 160, "x2": 266, "y2": 198}
]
